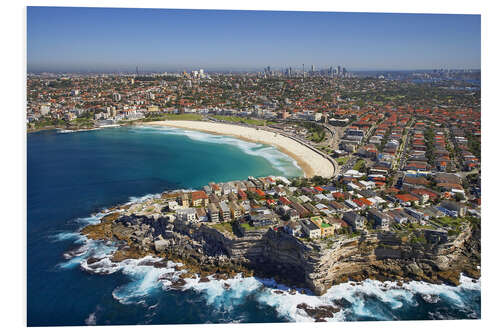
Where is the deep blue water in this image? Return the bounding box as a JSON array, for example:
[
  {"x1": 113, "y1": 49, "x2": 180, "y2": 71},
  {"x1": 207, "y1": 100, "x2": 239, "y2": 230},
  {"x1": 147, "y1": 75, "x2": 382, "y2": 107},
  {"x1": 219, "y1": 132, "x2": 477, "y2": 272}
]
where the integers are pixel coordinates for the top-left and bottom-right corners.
[{"x1": 27, "y1": 126, "x2": 480, "y2": 326}]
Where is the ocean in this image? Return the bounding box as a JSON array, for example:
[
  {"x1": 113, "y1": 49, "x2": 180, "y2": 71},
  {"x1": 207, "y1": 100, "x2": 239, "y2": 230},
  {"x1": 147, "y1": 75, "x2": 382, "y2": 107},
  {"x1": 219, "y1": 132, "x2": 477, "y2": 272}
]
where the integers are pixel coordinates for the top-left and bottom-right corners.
[{"x1": 27, "y1": 125, "x2": 480, "y2": 326}]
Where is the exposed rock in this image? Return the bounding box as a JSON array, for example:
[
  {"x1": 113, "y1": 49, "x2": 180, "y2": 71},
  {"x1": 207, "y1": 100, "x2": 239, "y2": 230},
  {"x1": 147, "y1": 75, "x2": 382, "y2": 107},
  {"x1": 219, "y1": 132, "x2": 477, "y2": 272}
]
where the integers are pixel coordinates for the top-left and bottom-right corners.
[
  {"x1": 170, "y1": 279, "x2": 186, "y2": 290},
  {"x1": 153, "y1": 261, "x2": 169, "y2": 268},
  {"x1": 138, "y1": 260, "x2": 156, "y2": 266},
  {"x1": 333, "y1": 298, "x2": 351, "y2": 308},
  {"x1": 86, "y1": 257, "x2": 101, "y2": 265},
  {"x1": 80, "y1": 208, "x2": 481, "y2": 296},
  {"x1": 101, "y1": 212, "x2": 121, "y2": 223},
  {"x1": 437, "y1": 270, "x2": 460, "y2": 286},
  {"x1": 154, "y1": 239, "x2": 169, "y2": 252},
  {"x1": 179, "y1": 272, "x2": 196, "y2": 279},
  {"x1": 297, "y1": 303, "x2": 340, "y2": 321}
]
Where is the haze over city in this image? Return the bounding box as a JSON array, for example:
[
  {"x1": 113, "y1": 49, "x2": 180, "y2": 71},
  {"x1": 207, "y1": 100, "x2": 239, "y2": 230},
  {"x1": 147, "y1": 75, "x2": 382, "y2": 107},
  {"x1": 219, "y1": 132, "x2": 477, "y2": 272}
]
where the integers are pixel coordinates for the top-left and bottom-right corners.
[{"x1": 27, "y1": 7, "x2": 481, "y2": 73}]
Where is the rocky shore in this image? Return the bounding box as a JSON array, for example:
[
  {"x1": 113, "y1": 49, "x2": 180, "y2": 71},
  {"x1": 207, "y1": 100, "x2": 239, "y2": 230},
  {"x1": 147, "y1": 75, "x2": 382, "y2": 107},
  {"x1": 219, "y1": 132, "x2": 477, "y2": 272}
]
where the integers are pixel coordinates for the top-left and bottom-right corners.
[{"x1": 80, "y1": 204, "x2": 481, "y2": 297}]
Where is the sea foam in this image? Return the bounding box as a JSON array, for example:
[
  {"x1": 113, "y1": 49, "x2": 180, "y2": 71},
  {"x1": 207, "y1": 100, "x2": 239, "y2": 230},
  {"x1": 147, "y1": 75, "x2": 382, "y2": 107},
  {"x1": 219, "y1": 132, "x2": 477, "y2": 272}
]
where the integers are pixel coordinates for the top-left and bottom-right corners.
[
  {"x1": 138, "y1": 125, "x2": 303, "y2": 177},
  {"x1": 56, "y1": 190, "x2": 480, "y2": 323}
]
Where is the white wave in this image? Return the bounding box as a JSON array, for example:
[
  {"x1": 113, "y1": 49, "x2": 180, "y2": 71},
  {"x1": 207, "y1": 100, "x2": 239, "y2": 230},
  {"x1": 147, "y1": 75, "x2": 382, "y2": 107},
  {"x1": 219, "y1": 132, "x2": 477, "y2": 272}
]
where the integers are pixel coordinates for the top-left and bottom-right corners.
[
  {"x1": 187, "y1": 275, "x2": 263, "y2": 312},
  {"x1": 250, "y1": 275, "x2": 481, "y2": 322},
  {"x1": 63, "y1": 243, "x2": 90, "y2": 259},
  {"x1": 57, "y1": 191, "x2": 480, "y2": 322},
  {"x1": 75, "y1": 213, "x2": 106, "y2": 226},
  {"x1": 58, "y1": 128, "x2": 101, "y2": 134},
  {"x1": 126, "y1": 193, "x2": 161, "y2": 205},
  {"x1": 60, "y1": 234, "x2": 481, "y2": 322},
  {"x1": 84, "y1": 312, "x2": 97, "y2": 325},
  {"x1": 57, "y1": 254, "x2": 87, "y2": 270},
  {"x1": 137, "y1": 125, "x2": 303, "y2": 177},
  {"x1": 111, "y1": 258, "x2": 174, "y2": 304},
  {"x1": 50, "y1": 231, "x2": 86, "y2": 243}
]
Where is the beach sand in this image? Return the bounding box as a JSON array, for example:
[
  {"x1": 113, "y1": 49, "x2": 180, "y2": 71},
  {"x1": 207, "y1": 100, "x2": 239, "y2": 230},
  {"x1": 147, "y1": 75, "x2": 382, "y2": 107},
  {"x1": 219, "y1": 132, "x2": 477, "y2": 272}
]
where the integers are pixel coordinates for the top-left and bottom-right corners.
[{"x1": 144, "y1": 120, "x2": 334, "y2": 178}]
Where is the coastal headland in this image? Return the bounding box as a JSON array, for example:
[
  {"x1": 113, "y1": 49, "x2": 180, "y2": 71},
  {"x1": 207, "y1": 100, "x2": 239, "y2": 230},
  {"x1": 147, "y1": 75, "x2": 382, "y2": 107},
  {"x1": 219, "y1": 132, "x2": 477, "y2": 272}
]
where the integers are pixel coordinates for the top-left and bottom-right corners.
[
  {"x1": 144, "y1": 120, "x2": 335, "y2": 178},
  {"x1": 80, "y1": 193, "x2": 481, "y2": 299}
]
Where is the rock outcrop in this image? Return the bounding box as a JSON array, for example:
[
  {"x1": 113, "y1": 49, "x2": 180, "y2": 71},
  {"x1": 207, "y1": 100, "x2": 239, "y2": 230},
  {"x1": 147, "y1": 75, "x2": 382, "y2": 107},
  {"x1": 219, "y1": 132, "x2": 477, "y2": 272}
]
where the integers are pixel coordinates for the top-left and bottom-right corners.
[{"x1": 81, "y1": 212, "x2": 481, "y2": 296}]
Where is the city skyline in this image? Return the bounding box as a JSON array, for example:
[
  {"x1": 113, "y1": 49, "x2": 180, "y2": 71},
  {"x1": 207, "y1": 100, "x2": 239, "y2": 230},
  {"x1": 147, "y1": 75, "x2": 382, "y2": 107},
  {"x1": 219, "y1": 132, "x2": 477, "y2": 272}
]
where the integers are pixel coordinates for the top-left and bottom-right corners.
[{"x1": 27, "y1": 7, "x2": 481, "y2": 72}]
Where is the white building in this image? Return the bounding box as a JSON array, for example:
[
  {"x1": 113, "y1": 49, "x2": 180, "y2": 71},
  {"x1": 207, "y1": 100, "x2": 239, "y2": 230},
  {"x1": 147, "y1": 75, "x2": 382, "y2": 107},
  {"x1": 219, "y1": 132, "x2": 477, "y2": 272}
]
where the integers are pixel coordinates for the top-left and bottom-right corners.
[
  {"x1": 176, "y1": 208, "x2": 197, "y2": 223},
  {"x1": 40, "y1": 104, "x2": 50, "y2": 115}
]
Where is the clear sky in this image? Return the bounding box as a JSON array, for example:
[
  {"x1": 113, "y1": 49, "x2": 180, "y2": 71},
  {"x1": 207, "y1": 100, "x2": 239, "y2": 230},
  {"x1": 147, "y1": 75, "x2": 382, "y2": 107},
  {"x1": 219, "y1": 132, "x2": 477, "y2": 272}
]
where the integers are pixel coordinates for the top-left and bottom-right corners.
[{"x1": 27, "y1": 7, "x2": 481, "y2": 72}]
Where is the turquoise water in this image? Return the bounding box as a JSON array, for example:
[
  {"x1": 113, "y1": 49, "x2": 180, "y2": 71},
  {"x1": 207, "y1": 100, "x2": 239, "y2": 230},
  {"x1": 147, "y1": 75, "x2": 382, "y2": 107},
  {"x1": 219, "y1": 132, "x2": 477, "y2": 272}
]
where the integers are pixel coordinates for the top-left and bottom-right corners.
[{"x1": 27, "y1": 125, "x2": 480, "y2": 326}]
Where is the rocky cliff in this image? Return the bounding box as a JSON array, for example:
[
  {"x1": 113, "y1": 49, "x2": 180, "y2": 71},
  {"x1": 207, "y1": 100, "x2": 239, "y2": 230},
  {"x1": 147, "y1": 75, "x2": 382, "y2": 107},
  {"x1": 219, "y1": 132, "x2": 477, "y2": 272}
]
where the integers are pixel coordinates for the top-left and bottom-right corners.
[{"x1": 81, "y1": 213, "x2": 480, "y2": 296}]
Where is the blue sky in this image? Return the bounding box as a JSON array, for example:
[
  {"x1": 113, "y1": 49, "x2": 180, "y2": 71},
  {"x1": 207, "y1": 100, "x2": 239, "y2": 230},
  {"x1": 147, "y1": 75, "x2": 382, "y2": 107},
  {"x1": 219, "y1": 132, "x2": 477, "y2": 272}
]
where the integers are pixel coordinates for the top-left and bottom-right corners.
[{"x1": 27, "y1": 7, "x2": 481, "y2": 72}]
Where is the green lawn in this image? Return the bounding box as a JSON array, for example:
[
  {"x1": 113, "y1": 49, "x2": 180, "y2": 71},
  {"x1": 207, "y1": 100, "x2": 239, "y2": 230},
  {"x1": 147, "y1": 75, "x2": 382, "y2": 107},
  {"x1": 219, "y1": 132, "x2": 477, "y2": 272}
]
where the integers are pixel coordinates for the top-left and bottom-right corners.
[
  {"x1": 211, "y1": 222, "x2": 234, "y2": 234},
  {"x1": 335, "y1": 156, "x2": 349, "y2": 165},
  {"x1": 239, "y1": 223, "x2": 269, "y2": 231},
  {"x1": 435, "y1": 216, "x2": 467, "y2": 226},
  {"x1": 353, "y1": 159, "x2": 366, "y2": 171},
  {"x1": 144, "y1": 113, "x2": 203, "y2": 121},
  {"x1": 212, "y1": 115, "x2": 275, "y2": 126}
]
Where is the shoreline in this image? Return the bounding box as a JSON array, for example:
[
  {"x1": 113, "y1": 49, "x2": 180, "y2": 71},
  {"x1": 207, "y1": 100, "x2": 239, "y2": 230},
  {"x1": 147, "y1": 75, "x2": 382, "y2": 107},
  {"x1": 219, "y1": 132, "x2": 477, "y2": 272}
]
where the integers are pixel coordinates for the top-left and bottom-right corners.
[
  {"x1": 143, "y1": 120, "x2": 334, "y2": 178},
  {"x1": 80, "y1": 194, "x2": 481, "y2": 297}
]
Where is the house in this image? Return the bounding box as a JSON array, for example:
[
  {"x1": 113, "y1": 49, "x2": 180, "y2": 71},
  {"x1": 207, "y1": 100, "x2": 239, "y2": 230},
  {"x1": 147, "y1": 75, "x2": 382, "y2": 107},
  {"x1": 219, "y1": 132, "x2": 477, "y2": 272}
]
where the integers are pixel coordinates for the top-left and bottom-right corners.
[
  {"x1": 441, "y1": 200, "x2": 467, "y2": 217},
  {"x1": 191, "y1": 190, "x2": 208, "y2": 207},
  {"x1": 342, "y1": 211, "x2": 366, "y2": 230},
  {"x1": 255, "y1": 188, "x2": 266, "y2": 197},
  {"x1": 395, "y1": 193, "x2": 420, "y2": 206},
  {"x1": 176, "y1": 208, "x2": 197, "y2": 223},
  {"x1": 219, "y1": 201, "x2": 231, "y2": 222},
  {"x1": 203, "y1": 185, "x2": 212, "y2": 195},
  {"x1": 423, "y1": 206, "x2": 446, "y2": 218},
  {"x1": 240, "y1": 201, "x2": 251, "y2": 214},
  {"x1": 161, "y1": 192, "x2": 179, "y2": 201},
  {"x1": 386, "y1": 209, "x2": 408, "y2": 224},
  {"x1": 210, "y1": 183, "x2": 222, "y2": 196},
  {"x1": 404, "y1": 207, "x2": 427, "y2": 223},
  {"x1": 228, "y1": 202, "x2": 242, "y2": 219},
  {"x1": 298, "y1": 195, "x2": 312, "y2": 203},
  {"x1": 367, "y1": 208, "x2": 391, "y2": 229},
  {"x1": 284, "y1": 220, "x2": 302, "y2": 236},
  {"x1": 196, "y1": 207, "x2": 208, "y2": 222},
  {"x1": 178, "y1": 193, "x2": 190, "y2": 207},
  {"x1": 330, "y1": 201, "x2": 349, "y2": 213},
  {"x1": 304, "y1": 203, "x2": 320, "y2": 215},
  {"x1": 209, "y1": 194, "x2": 220, "y2": 204},
  {"x1": 238, "y1": 189, "x2": 247, "y2": 200},
  {"x1": 167, "y1": 200, "x2": 179, "y2": 211},
  {"x1": 207, "y1": 203, "x2": 220, "y2": 223},
  {"x1": 279, "y1": 196, "x2": 292, "y2": 206},
  {"x1": 310, "y1": 216, "x2": 335, "y2": 238},
  {"x1": 315, "y1": 203, "x2": 334, "y2": 215},
  {"x1": 299, "y1": 218, "x2": 321, "y2": 239},
  {"x1": 324, "y1": 217, "x2": 346, "y2": 230},
  {"x1": 290, "y1": 201, "x2": 309, "y2": 217},
  {"x1": 227, "y1": 192, "x2": 238, "y2": 202},
  {"x1": 288, "y1": 208, "x2": 300, "y2": 221},
  {"x1": 249, "y1": 213, "x2": 276, "y2": 227},
  {"x1": 344, "y1": 199, "x2": 359, "y2": 209},
  {"x1": 410, "y1": 188, "x2": 437, "y2": 204}
]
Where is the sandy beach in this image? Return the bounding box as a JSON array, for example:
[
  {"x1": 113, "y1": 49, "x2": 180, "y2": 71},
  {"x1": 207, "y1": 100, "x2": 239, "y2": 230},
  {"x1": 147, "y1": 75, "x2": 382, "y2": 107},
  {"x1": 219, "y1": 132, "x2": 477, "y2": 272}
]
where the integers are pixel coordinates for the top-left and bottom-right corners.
[{"x1": 144, "y1": 120, "x2": 335, "y2": 178}]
